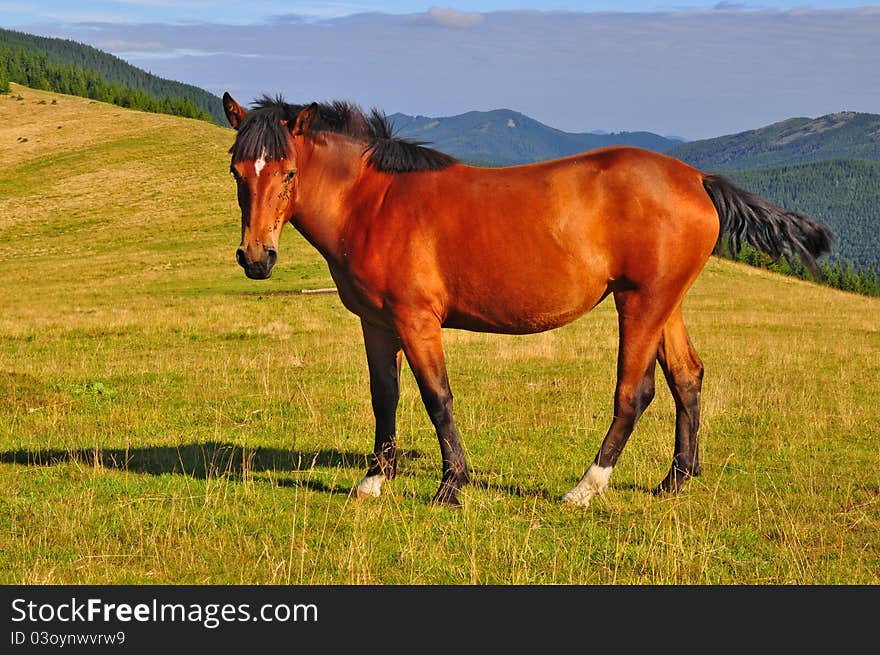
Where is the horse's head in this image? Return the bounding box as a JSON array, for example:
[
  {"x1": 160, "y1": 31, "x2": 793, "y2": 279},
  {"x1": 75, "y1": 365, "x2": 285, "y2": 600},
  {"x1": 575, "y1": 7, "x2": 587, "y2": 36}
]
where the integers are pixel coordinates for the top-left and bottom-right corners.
[{"x1": 223, "y1": 93, "x2": 319, "y2": 279}]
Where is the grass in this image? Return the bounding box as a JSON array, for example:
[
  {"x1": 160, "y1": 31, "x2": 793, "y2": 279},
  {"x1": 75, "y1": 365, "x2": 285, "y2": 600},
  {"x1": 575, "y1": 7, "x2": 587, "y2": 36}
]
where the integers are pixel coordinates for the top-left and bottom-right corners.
[{"x1": 1, "y1": 84, "x2": 878, "y2": 584}]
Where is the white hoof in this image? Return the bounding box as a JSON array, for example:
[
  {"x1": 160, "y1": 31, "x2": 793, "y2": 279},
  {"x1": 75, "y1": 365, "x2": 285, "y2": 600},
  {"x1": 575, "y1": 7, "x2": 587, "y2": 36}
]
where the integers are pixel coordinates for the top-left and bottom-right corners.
[
  {"x1": 355, "y1": 474, "x2": 385, "y2": 499},
  {"x1": 562, "y1": 487, "x2": 595, "y2": 507},
  {"x1": 562, "y1": 464, "x2": 613, "y2": 507}
]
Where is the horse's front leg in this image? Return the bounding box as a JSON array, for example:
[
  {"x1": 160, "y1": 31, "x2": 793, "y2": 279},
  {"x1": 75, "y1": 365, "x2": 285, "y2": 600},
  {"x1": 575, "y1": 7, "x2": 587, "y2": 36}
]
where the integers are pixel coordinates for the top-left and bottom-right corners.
[
  {"x1": 355, "y1": 319, "x2": 402, "y2": 499},
  {"x1": 395, "y1": 313, "x2": 469, "y2": 507}
]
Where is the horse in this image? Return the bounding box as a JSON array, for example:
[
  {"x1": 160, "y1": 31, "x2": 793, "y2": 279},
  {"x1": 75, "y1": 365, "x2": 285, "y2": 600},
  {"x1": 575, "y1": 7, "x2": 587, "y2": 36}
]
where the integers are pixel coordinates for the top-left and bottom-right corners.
[{"x1": 221, "y1": 92, "x2": 833, "y2": 508}]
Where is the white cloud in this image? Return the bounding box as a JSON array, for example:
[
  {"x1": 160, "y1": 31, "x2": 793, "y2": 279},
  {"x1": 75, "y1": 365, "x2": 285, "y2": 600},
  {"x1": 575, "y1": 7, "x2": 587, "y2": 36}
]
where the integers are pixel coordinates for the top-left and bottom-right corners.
[
  {"x1": 416, "y1": 6, "x2": 484, "y2": 29},
  {"x1": 99, "y1": 39, "x2": 165, "y2": 52}
]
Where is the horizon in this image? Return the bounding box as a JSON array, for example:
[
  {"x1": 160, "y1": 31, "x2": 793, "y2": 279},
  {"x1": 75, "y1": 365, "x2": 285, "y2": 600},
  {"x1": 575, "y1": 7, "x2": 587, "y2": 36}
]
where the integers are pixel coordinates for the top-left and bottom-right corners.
[{"x1": 2, "y1": 3, "x2": 878, "y2": 140}]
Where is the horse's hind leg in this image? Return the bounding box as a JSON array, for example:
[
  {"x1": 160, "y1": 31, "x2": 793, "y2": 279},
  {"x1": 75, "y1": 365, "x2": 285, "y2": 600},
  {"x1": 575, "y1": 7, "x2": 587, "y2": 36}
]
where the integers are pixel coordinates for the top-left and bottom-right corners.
[
  {"x1": 655, "y1": 305, "x2": 704, "y2": 495},
  {"x1": 563, "y1": 289, "x2": 668, "y2": 507},
  {"x1": 355, "y1": 320, "x2": 403, "y2": 499}
]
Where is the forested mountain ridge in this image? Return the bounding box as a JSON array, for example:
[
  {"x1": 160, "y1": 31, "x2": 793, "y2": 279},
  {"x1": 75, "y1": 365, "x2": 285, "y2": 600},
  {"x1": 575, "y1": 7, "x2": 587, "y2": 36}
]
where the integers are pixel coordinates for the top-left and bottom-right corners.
[
  {"x1": 0, "y1": 28, "x2": 224, "y2": 124},
  {"x1": 667, "y1": 111, "x2": 880, "y2": 172}
]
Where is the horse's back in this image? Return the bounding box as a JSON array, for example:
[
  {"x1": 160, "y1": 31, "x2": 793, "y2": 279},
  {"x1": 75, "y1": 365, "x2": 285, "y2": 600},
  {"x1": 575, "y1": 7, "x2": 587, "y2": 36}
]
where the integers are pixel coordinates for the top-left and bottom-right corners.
[
  {"x1": 441, "y1": 145, "x2": 718, "y2": 277},
  {"x1": 556, "y1": 146, "x2": 721, "y2": 282}
]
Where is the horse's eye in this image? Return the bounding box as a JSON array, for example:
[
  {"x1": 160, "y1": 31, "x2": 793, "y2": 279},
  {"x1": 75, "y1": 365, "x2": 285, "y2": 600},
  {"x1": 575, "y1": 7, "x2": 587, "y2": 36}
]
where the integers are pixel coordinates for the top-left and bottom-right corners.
[{"x1": 283, "y1": 170, "x2": 297, "y2": 184}]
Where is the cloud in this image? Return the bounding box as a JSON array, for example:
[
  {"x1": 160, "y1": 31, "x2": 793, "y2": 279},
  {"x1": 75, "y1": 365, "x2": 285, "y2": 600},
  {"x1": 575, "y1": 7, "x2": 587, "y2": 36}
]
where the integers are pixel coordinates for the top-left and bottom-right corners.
[
  {"x1": 112, "y1": 48, "x2": 252, "y2": 60},
  {"x1": 99, "y1": 39, "x2": 165, "y2": 52},
  {"x1": 414, "y1": 7, "x2": 484, "y2": 29},
  {"x1": 268, "y1": 3, "x2": 371, "y2": 21},
  {"x1": 268, "y1": 14, "x2": 311, "y2": 24}
]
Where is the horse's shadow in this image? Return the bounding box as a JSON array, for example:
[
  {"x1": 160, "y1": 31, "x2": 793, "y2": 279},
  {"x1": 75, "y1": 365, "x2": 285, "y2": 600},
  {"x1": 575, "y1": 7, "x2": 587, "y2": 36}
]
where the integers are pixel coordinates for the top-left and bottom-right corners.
[
  {"x1": 0, "y1": 441, "x2": 408, "y2": 496},
  {"x1": 0, "y1": 443, "x2": 650, "y2": 500},
  {"x1": 468, "y1": 478, "x2": 652, "y2": 501}
]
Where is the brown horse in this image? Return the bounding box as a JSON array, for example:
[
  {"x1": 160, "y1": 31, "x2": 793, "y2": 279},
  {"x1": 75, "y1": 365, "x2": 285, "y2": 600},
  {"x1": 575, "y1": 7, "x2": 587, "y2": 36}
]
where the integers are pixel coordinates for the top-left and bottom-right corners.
[{"x1": 222, "y1": 93, "x2": 832, "y2": 508}]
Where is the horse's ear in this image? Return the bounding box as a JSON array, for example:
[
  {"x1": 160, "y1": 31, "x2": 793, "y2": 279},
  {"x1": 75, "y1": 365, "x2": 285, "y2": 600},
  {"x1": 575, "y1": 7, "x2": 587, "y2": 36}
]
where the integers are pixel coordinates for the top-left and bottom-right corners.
[
  {"x1": 293, "y1": 102, "x2": 319, "y2": 136},
  {"x1": 223, "y1": 92, "x2": 246, "y2": 130}
]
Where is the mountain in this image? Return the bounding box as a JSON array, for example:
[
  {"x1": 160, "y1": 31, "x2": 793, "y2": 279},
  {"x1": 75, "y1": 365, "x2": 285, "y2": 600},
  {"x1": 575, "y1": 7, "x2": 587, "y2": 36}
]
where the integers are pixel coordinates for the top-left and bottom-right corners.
[
  {"x1": 667, "y1": 112, "x2": 880, "y2": 172},
  {"x1": 0, "y1": 27, "x2": 224, "y2": 124},
  {"x1": 390, "y1": 109, "x2": 683, "y2": 166}
]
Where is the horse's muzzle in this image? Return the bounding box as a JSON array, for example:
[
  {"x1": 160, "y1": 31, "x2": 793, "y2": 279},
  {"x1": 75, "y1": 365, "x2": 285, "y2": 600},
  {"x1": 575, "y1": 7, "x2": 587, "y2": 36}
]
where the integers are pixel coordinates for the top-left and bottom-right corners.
[{"x1": 236, "y1": 247, "x2": 277, "y2": 279}]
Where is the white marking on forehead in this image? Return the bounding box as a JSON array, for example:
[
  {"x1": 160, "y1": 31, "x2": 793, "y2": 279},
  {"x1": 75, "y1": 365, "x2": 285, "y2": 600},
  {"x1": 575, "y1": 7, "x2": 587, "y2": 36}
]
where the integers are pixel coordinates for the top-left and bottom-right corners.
[{"x1": 254, "y1": 147, "x2": 267, "y2": 177}]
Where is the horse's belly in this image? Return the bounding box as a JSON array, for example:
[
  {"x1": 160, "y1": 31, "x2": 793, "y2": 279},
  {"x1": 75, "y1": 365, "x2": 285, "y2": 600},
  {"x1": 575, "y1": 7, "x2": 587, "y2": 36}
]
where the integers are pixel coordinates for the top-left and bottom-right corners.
[
  {"x1": 443, "y1": 312, "x2": 583, "y2": 335},
  {"x1": 443, "y1": 282, "x2": 608, "y2": 335}
]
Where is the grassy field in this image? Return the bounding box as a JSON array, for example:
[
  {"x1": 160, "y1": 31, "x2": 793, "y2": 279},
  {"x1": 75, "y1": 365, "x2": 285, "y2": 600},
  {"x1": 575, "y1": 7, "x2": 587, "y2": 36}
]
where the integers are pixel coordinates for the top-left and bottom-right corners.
[{"x1": 1, "y1": 84, "x2": 878, "y2": 584}]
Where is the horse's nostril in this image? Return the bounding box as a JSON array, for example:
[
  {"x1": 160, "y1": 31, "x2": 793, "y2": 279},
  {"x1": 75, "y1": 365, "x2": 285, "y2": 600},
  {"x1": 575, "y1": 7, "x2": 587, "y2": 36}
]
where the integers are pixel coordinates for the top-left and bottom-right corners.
[
  {"x1": 266, "y1": 248, "x2": 278, "y2": 267},
  {"x1": 235, "y1": 248, "x2": 247, "y2": 268}
]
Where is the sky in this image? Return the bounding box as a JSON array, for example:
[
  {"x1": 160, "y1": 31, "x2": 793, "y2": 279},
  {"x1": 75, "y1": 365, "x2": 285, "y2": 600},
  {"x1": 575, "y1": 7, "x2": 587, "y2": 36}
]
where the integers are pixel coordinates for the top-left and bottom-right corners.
[{"x1": 2, "y1": 2, "x2": 879, "y2": 139}]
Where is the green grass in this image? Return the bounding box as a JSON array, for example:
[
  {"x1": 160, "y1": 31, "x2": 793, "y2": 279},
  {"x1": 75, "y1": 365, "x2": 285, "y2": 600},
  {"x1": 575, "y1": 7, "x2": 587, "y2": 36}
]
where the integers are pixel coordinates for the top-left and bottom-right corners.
[{"x1": 1, "y1": 84, "x2": 878, "y2": 584}]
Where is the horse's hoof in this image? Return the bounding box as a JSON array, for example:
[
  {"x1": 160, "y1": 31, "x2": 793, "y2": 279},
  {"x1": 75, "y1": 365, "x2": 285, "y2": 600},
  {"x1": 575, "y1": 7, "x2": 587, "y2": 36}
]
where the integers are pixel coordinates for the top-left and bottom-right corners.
[
  {"x1": 654, "y1": 473, "x2": 688, "y2": 496},
  {"x1": 561, "y1": 489, "x2": 593, "y2": 507},
  {"x1": 355, "y1": 474, "x2": 385, "y2": 499},
  {"x1": 562, "y1": 463, "x2": 612, "y2": 507},
  {"x1": 431, "y1": 488, "x2": 462, "y2": 508}
]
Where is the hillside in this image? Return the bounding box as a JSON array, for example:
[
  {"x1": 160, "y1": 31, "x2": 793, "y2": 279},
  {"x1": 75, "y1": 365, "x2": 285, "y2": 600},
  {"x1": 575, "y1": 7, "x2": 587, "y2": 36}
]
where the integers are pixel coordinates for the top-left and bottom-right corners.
[
  {"x1": 1, "y1": 85, "x2": 878, "y2": 585},
  {"x1": 391, "y1": 109, "x2": 682, "y2": 165},
  {"x1": 667, "y1": 111, "x2": 880, "y2": 172},
  {"x1": 728, "y1": 159, "x2": 880, "y2": 272},
  {"x1": 0, "y1": 27, "x2": 224, "y2": 124}
]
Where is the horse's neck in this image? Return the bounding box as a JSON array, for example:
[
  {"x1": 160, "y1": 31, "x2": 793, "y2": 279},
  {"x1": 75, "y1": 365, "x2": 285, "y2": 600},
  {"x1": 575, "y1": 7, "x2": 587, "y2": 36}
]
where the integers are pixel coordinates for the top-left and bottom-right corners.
[{"x1": 293, "y1": 137, "x2": 378, "y2": 262}]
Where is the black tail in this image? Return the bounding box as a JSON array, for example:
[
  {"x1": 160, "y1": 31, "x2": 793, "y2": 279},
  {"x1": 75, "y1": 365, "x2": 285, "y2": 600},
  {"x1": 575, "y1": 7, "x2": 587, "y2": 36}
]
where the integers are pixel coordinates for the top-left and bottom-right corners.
[{"x1": 702, "y1": 174, "x2": 833, "y2": 279}]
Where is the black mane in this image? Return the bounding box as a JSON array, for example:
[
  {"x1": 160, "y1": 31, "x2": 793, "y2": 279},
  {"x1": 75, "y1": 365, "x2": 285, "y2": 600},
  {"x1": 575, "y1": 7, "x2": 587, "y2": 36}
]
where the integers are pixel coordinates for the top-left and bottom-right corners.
[
  {"x1": 229, "y1": 95, "x2": 457, "y2": 174},
  {"x1": 229, "y1": 95, "x2": 304, "y2": 164}
]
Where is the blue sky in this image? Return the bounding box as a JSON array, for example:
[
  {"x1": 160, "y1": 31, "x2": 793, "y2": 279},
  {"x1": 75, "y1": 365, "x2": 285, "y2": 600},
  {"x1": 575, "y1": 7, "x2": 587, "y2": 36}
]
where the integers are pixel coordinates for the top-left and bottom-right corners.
[{"x1": 3, "y1": 2, "x2": 879, "y2": 139}]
